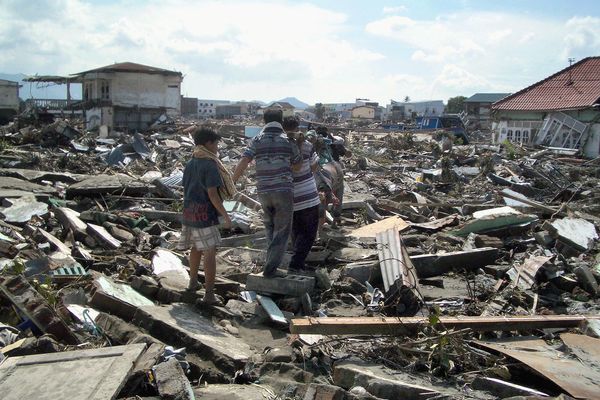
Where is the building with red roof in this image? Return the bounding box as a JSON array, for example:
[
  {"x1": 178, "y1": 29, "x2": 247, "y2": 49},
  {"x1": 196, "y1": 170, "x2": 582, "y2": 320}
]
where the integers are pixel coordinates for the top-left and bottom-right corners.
[{"x1": 491, "y1": 57, "x2": 600, "y2": 158}]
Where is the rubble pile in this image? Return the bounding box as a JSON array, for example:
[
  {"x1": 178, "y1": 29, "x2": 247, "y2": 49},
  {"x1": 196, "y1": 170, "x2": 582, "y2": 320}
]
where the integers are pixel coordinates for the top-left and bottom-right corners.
[{"x1": 1, "y1": 117, "x2": 599, "y2": 400}]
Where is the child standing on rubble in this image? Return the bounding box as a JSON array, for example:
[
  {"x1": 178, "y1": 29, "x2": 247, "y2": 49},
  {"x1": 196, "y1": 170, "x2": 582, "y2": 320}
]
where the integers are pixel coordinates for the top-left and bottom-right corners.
[{"x1": 177, "y1": 127, "x2": 232, "y2": 305}]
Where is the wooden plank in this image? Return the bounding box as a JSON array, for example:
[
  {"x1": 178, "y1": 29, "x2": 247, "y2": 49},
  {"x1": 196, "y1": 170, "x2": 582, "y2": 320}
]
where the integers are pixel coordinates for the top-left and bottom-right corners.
[
  {"x1": 290, "y1": 315, "x2": 595, "y2": 335},
  {"x1": 350, "y1": 216, "x2": 409, "y2": 238}
]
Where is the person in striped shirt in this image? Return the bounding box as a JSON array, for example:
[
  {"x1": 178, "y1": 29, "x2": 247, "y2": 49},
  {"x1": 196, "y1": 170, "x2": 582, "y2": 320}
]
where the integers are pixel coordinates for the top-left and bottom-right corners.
[
  {"x1": 232, "y1": 109, "x2": 302, "y2": 278},
  {"x1": 282, "y1": 116, "x2": 320, "y2": 272}
]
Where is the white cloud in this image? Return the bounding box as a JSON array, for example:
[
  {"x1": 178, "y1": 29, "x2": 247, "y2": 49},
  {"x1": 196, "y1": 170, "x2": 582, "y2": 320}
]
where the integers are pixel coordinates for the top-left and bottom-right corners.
[
  {"x1": 364, "y1": 11, "x2": 583, "y2": 98},
  {"x1": 563, "y1": 16, "x2": 600, "y2": 60},
  {"x1": 434, "y1": 64, "x2": 491, "y2": 91},
  {"x1": 0, "y1": 0, "x2": 384, "y2": 103},
  {"x1": 383, "y1": 6, "x2": 407, "y2": 14}
]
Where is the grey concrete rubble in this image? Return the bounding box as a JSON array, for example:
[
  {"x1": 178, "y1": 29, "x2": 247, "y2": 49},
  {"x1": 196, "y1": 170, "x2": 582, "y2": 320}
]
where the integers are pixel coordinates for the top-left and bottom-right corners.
[{"x1": 1, "y1": 115, "x2": 600, "y2": 399}]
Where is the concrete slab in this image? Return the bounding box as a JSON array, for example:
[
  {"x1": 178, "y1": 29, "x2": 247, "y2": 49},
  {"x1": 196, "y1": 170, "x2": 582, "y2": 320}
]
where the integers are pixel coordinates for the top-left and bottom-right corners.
[
  {"x1": 152, "y1": 249, "x2": 189, "y2": 290},
  {"x1": 246, "y1": 273, "x2": 315, "y2": 296},
  {"x1": 410, "y1": 247, "x2": 499, "y2": 278},
  {"x1": 333, "y1": 360, "x2": 445, "y2": 399},
  {"x1": 153, "y1": 358, "x2": 194, "y2": 400},
  {"x1": 548, "y1": 217, "x2": 598, "y2": 252},
  {"x1": 66, "y1": 173, "x2": 151, "y2": 198},
  {"x1": 329, "y1": 248, "x2": 378, "y2": 263},
  {"x1": 87, "y1": 223, "x2": 122, "y2": 249},
  {"x1": 132, "y1": 304, "x2": 253, "y2": 369},
  {"x1": 0, "y1": 176, "x2": 57, "y2": 196},
  {"x1": 0, "y1": 168, "x2": 88, "y2": 184},
  {"x1": 54, "y1": 207, "x2": 88, "y2": 237},
  {"x1": 0, "y1": 196, "x2": 49, "y2": 224},
  {"x1": 194, "y1": 384, "x2": 275, "y2": 400},
  {"x1": 0, "y1": 273, "x2": 79, "y2": 345},
  {"x1": 91, "y1": 274, "x2": 155, "y2": 319},
  {"x1": 0, "y1": 343, "x2": 146, "y2": 400},
  {"x1": 36, "y1": 227, "x2": 71, "y2": 254}
]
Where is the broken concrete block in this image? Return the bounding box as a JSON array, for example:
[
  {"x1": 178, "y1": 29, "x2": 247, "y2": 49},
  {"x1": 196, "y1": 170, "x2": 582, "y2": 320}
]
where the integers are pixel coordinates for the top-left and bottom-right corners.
[
  {"x1": 53, "y1": 207, "x2": 87, "y2": 238},
  {"x1": 246, "y1": 273, "x2": 315, "y2": 297},
  {"x1": 106, "y1": 223, "x2": 135, "y2": 242},
  {"x1": 87, "y1": 224, "x2": 122, "y2": 249},
  {"x1": 301, "y1": 384, "x2": 346, "y2": 400},
  {"x1": 574, "y1": 266, "x2": 599, "y2": 297},
  {"x1": 194, "y1": 384, "x2": 275, "y2": 400},
  {"x1": 547, "y1": 217, "x2": 598, "y2": 252},
  {"x1": 131, "y1": 275, "x2": 160, "y2": 299},
  {"x1": 533, "y1": 230, "x2": 554, "y2": 247},
  {"x1": 0, "y1": 274, "x2": 79, "y2": 345},
  {"x1": 95, "y1": 312, "x2": 161, "y2": 346},
  {"x1": 66, "y1": 173, "x2": 151, "y2": 198},
  {"x1": 410, "y1": 247, "x2": 499, "y2": 278},
  {"x1": 36, "y1": 227, "x2": 71, "y2": 255},
  {"x1": 0, "y1": 343, "x2": 146, "y2": 400},
  {"x1": 153, "y1": 358, "x2": 194, "y2": 400},
  {"x1": 0, "y1": 196, "x2": 49, "y2": 224},
  {"x1": 334, "y1": 360, "x2": 443, "y2": 399},
  {"x1": 152, "y1": 249, "x2": 189, "y2": 290},
  {"x1": 90, "y1": 274, "x2": 155, "y2": 320},
  {"x1": 264, "y1": 347, "x2": 294, "y2": 363},
  {"x1": 132, "y1": 304, "x2": 253, "y2": 372},
  {"x1": 341, "y1": 261, "x2": 377, "y2": 284}
]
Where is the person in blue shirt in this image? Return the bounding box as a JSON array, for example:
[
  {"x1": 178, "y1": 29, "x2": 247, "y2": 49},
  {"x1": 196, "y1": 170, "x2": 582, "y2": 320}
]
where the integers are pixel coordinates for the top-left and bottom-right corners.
[{"x1": 232, "y1": 109, "x2": 302, "y2": 278}]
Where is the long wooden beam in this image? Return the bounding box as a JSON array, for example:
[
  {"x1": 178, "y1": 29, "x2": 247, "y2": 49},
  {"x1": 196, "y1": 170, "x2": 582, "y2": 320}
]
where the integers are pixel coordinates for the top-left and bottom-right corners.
[{"x1": 290, "y1": 315, "x2": 597, "y2": 335}]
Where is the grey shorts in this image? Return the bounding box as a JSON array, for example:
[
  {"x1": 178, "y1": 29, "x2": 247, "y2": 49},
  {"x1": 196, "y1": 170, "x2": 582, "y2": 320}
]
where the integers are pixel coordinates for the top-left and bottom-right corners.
[{"x1": 177, "y1": 225, "x2": 221, "y2": 251}]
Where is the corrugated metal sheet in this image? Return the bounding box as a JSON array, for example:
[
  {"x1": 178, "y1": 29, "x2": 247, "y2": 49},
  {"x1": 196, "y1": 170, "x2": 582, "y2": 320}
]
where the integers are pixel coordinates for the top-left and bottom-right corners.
[
  {"x1": 493, "y1": 57, "x2": 600, "y2": 111},
  {"x1": 375, "y1": 228, "x2": 419, "y2": 293},
  {"x1": 477, "y1": 334, "x2": 600, "y2": 399}
]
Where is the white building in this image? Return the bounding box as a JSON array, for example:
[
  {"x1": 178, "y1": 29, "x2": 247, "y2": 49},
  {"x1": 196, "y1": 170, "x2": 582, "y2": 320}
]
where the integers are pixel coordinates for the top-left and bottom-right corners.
[
  {"x1": 198, "y1": 100, "x2": 231, "y2": 119},
  {"x1": 75, "y1": 62, "x2": 183, "y2": 131},
  {"x1": 387, "y1": 100, "x2": 445, "y2": 121},
  {"x1": 0, "y1": 79, "x2": 20, "y2": 124}
]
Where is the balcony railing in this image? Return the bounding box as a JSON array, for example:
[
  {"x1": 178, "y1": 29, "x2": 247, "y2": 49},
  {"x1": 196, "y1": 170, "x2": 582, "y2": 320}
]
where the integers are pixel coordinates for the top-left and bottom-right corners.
[{"x1": 25, "y1": 98, "x2": 70, "y2": 110}]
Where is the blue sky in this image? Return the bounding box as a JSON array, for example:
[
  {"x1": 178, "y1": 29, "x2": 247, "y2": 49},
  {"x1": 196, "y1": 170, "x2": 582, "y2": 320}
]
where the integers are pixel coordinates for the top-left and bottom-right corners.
[{"x1": 1, "y1": 0, "x2": 600, "y2": 105}]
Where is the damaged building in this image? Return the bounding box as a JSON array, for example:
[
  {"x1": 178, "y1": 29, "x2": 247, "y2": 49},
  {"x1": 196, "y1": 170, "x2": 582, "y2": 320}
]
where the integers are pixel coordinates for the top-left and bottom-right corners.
[
  {"x1": 77, "y1": 62, "x2": 183, "y2": 131},
  {"x1": 492, "y1": 56, "x2": 600, "y2": 158},
  {"x1": 0, "y1": 79, "x2": 20, "y2": 125}
]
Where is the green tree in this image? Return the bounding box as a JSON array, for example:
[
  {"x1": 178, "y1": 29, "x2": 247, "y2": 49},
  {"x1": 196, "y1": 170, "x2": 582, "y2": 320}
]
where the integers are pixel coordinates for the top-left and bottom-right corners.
[
  {"x1": 404, "y1": 96, "x2": 411, "y2": 103},
  {"x1": 446, "y1": 96, "x2": 466, "y2": 113},
  {"x1": 314, "y1": 103, "x2": 325, "y2": 121}
]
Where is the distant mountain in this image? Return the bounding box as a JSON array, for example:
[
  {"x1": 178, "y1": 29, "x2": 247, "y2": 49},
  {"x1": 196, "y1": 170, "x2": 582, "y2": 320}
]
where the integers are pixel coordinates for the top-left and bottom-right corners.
[
  {"x1": 274, "y1": 97, "x2": 310, "y2": 110},
  {"x1": 0, "y1": 72, "x2": 81, "y2": 100}
]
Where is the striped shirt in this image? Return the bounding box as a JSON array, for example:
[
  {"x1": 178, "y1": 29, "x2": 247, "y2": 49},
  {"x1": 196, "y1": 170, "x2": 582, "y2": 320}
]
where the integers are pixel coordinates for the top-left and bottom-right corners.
[
  {"x1": 243, "y1": 122, "x2": 301, "y2": 194},
  {"x1": 293, "y1": 141, "x2": 320, "y2": 211}
]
